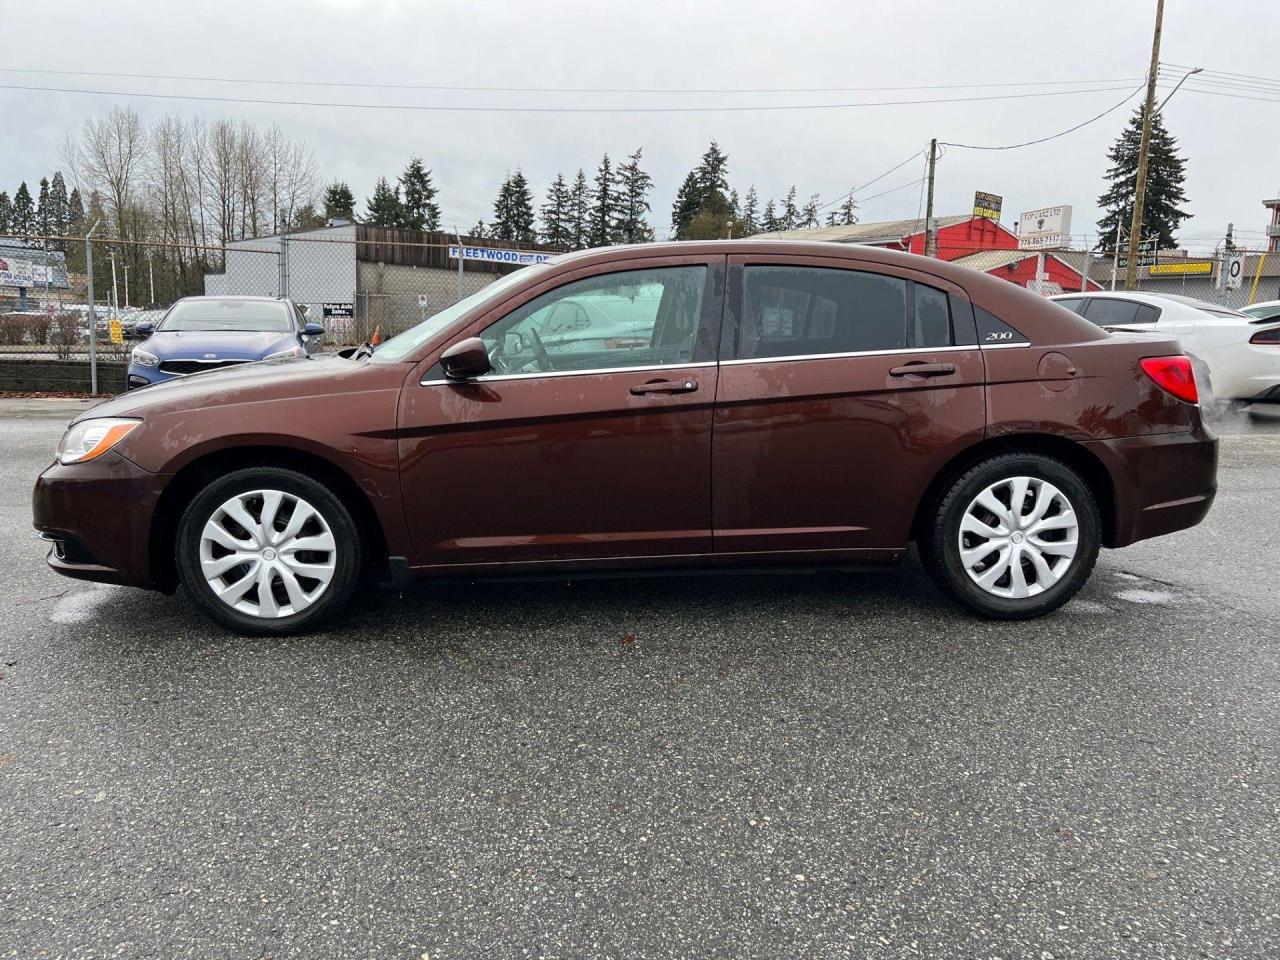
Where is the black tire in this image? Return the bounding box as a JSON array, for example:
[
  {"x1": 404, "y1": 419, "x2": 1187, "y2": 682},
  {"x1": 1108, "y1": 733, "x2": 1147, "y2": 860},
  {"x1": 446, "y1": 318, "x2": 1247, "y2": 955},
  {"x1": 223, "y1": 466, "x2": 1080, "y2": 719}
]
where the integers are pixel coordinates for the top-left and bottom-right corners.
[
  {"x1": 175, "y1": 467, "x2": 363, "y2": 636},
  {"x1": 919, "y1": 453, "x2": 1101, "y2": 620}
]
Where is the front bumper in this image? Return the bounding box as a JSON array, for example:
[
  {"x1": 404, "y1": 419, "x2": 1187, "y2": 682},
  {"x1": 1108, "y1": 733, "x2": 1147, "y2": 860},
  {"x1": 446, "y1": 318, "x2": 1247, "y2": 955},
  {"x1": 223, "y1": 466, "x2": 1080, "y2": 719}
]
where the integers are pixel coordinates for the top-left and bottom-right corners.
[
  {"x1": 32, "y1": 450, "x2": 167, "y2": 588},
  {"x1": 125, "y1": 362, "x2": 178, "y2": 391},
  {"x1": 1085, "y1": 423, "x2": 1218, "y2": 548}
]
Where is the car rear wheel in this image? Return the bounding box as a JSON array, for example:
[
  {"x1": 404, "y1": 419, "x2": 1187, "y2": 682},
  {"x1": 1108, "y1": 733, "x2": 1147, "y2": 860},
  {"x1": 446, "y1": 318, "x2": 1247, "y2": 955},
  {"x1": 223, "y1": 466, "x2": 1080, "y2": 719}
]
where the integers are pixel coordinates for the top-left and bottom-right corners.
[
  {"x1": 175, "y1": 467, "x2": 362, "y2": 635},
  {"x1": 920, "y1": 454, "x2": 1100, "y2": 619}
]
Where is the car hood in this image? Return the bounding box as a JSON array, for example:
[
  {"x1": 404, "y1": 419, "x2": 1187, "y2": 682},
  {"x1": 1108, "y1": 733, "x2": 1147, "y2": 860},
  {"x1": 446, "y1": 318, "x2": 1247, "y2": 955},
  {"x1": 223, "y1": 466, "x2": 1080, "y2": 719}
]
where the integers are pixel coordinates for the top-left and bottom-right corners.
[
  {"x1": 76, "y1": 354, "x2": 405, "y2": 424},
  {"x1": 141, "y1": 330, "x2": 297, "y2": 359}
]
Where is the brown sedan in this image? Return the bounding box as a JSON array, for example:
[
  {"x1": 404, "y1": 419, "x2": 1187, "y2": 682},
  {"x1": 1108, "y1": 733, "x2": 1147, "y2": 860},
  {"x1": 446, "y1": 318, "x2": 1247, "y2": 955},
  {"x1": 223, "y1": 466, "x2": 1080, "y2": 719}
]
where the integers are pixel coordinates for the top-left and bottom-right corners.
[{"x1": 33, "y1": 241, "x2": 1217, "y2": 635}]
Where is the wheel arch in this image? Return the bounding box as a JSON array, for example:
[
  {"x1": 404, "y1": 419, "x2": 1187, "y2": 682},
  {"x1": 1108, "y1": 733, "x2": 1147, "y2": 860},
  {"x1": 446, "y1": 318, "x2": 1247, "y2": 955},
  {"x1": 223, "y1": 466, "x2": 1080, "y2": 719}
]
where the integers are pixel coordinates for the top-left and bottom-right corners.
[
  {"x1": 910, "y1": 432, "x2": 1119, "y2": 548},
  {"x1": 149, "y1": 445, "x2": 390, "y2": 592}
]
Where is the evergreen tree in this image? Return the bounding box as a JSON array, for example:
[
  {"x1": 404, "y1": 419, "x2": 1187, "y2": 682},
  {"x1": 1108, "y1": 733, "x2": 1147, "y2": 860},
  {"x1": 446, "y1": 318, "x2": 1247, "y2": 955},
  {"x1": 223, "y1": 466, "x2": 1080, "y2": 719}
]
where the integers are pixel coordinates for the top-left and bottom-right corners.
[
  {"x1": 540, "y1": 173, "x2": 573, "y2": 248},
  {"x1": 364, "y1": 177, "x2": 404, "y2": 227},
  {"x1": 568, "y1": 169, "x2": 591, "y2": 250},
  {"x1": 291, "y1": 203, "x2": 326, "y2": 231},
  {"x1": 780, "y1": 186, "x2": 800, "y2": 230},
  {"x1": 36, "y1": 177, "x2": 52, "y2": 236},
  {"x1": 49, "y1": 172, "x2": 69, "y2": 248},
  {"x1": 11, "y1": 182, "x2": 34, "y2": 237},
  {"x1": 615, "y1": 147, "x2": 654, "y2": 243},
  {"x1": 762, "y1": 198, "x2": 780, "y2": 233},
  {"x1": 399, "y1": 157, "x2": 441, "y2": 231},
  {"x1": 825, "y1": 191, "x2": 858, "y2": 227},
  {"x1": 491, "y1": 169, "x2": 536, "y2": 242},
  {"x1": 587, "y1": 153, "x2": 618, "y2": 246},
  {"x1": 67, "y1": 188, "x2": 85, "y2": 234},
  {"x1": 1095, "y1": 105, "x2": 1190, "y2": 251},
  {"x1": 0, "y1": 192, "x2": 10, "y2": 234},
  {"x1": 740, "y1": 186, "x2": 760, "y2": 236},
  {"x1": 671, "y1": 141, "x2": 734, "y2": 239},
  {"x1": 470, "y1": 219, "x2": 487, "y2": 239},
  {"x1": 799, "y1": 193, "x2": 820, "y2": 229},
  {"x1": 670, "y1": 170, "x2": 703, "y2": 239},
  {"x1": 322, "y1": 181, "x2": 357, "y2": 222}
]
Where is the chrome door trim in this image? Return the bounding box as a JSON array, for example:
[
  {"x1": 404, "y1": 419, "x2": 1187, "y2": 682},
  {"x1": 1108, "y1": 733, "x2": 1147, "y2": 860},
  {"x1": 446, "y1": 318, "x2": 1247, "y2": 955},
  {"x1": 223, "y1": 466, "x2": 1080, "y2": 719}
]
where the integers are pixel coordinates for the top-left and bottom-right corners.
[
  {"x1": 421, "y1": 360, "x2": 718, "y2": 387},
  {"x1": 718, "y1": 344, "x2": 980, "y2": 367}
]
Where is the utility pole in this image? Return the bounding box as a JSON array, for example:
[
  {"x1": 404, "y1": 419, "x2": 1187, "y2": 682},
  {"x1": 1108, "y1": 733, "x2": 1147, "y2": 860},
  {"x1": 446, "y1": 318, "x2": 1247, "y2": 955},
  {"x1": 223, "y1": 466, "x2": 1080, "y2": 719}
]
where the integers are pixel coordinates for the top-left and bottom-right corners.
[
  {"x1": 1111, "y1": 220, "x2": 1123, "y2": 290},
  {"x1": 924, "y1": 138, "x2": 938, "y2": 257},
  {"x1": 85, "y1": 220, "x2": 101, "y2": 395},
  {"x1": 109, "y1": 249, "x2": 118, "y2": 310},
  {"x1": 1124, "y1": 0, "x2": 1165, "y2": 291}
]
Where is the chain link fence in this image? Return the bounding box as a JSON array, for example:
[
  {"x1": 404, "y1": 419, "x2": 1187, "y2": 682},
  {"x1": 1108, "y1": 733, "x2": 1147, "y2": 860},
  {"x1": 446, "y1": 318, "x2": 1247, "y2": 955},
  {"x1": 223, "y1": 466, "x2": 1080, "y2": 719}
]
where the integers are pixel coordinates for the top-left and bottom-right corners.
[{"x1": 0, "y1": 228, "x2": 555, "y2": 393}]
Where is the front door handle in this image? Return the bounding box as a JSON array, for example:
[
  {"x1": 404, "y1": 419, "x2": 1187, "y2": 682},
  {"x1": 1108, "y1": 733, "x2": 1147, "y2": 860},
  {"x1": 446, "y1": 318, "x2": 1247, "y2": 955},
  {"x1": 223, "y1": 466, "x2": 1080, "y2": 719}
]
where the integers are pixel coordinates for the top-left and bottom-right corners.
[
  {"x1": 889, "y1": 362, "x2": 956, "y2": 379},
  {"x1": 629, "y1": 378, "x2": 698, "y2": 395}
]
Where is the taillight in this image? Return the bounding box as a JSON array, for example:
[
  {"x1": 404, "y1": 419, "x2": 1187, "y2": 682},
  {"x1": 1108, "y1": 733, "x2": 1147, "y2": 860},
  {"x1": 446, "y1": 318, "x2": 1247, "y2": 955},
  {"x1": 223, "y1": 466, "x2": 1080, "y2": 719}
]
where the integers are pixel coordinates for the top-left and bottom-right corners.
[
  {"x1": 1140, "y1": 356, "x2": 1199, "y2": 404},
  {"x1": 1249, "y1": 327, "x2": 1280, "y2": 345}
]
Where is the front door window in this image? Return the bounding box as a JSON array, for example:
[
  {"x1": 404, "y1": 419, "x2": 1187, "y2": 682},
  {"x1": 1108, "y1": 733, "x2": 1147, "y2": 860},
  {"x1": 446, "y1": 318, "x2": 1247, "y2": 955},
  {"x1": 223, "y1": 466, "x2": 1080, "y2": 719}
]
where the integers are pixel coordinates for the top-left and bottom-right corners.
[{"x1": 478, "y1": 265, "x2": 708, "y2": 375}]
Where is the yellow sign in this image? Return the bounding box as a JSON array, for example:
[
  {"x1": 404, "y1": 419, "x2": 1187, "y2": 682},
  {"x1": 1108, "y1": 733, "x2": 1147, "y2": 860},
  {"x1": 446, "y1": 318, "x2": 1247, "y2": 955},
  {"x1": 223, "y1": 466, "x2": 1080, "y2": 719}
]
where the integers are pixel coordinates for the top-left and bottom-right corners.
[
  {"x1": 1148, "y1": 261, "x2": 1212, "y2": 276},
  {"x1": 973, "y1": 190, "x2": 1003, "y2": 221},
  {"x1": 109, "y1": 318, "x2": 123, "y2": 344}
]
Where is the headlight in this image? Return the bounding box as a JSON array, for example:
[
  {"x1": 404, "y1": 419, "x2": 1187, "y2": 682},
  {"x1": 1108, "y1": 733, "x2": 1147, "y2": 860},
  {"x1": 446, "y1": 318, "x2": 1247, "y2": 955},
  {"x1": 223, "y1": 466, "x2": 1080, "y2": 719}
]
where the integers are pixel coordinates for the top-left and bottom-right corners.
[
  {"x1": 56, "y1": 418, "x2": 142, "y2": 465},
  {"x1": 130, "y1": 347, "x2": 159, "y2": 367},
  {"x1": 264, "y1": 345, "x2": 305, "y2": 361}
]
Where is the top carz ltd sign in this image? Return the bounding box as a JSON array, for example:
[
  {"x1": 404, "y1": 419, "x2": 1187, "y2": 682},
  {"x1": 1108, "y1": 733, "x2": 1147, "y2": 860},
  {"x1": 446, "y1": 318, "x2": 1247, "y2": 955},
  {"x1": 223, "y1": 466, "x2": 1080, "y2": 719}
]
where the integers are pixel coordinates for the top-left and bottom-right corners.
[{"x1": 1017, "y1": 205, "x2": 1073, "y2": 250}]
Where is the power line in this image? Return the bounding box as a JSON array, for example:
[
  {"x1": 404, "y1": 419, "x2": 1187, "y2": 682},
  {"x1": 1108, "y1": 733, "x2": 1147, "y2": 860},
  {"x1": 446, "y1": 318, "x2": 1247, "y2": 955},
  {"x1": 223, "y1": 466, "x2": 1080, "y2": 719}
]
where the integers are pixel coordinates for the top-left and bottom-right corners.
[
  {"x1": 0, "y1": 81, "x2": 1144, "y2": 115},
  {"x1": 940, "y1": 82, "x2": 1145, "y2": 150},
  {"x1": 813, "y1": 148, "x2": 927, "y2": 214},
  {"x1": 1162, "y1": 62, "x2": 1280, "y2": 87},
  {"x1": 0, "y1": 65, "x2": 1145, "y2": 96}
]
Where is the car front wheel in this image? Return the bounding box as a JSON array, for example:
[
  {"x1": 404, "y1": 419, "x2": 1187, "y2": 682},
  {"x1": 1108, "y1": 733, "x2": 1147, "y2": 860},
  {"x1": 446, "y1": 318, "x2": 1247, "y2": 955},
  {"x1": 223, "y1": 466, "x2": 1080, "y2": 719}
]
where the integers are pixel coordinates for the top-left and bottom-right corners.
[
  {"x1": 175, "y1": 467, "x2": 362, "y2": 635},
  {"x1": 920, "y1": 454, "x2": 1101, "y2": 619}
]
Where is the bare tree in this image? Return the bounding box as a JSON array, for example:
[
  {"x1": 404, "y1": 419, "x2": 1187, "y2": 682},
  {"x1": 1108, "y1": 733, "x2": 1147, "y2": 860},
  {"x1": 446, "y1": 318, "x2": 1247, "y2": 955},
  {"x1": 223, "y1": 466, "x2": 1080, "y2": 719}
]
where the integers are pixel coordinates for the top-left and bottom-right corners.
[{"x1": 71, "y1": 106, "x2": 145, "y2": 240}]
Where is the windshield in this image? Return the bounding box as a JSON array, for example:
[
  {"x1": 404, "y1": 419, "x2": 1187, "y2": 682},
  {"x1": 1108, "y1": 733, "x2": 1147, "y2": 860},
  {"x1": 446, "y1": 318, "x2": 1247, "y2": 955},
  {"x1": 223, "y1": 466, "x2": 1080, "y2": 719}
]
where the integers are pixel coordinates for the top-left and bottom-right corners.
[
  {"x1": 160, "y1": 299, "x2": 293, "y2": 333},
  {"x1": 372, "y1": 265, "x2": 551, "y2": 361}
]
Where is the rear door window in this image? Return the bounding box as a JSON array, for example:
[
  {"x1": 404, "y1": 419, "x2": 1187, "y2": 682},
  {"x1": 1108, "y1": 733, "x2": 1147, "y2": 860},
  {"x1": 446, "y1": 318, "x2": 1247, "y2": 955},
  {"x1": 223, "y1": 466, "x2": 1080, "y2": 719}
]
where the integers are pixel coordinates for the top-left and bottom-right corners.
[
  {"x1": 1083, "y1": 298, "x2": 1141, "y2": 325},
  {"x1": 731, "y1": 266, "x2": 958, "y2": 361}
]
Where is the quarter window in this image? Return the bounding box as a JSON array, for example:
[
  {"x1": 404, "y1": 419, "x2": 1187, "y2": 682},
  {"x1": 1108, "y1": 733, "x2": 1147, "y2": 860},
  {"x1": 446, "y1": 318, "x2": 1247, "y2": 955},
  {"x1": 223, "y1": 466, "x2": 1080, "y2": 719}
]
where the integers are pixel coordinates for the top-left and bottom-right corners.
[
  {"x1": 733, "y1": 266, "x2": 955, "y2": 361},
  {"x1": 478, "y1": 266, "x2": 707, "y2": 375}
]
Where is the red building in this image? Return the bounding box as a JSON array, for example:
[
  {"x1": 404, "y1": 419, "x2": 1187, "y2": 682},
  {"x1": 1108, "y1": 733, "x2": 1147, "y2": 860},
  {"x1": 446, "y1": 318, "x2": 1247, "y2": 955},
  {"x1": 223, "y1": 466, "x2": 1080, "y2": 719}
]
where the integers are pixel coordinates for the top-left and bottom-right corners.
[{"x1": 758, "y1": 214, "x2": 1102, "y2": 294}]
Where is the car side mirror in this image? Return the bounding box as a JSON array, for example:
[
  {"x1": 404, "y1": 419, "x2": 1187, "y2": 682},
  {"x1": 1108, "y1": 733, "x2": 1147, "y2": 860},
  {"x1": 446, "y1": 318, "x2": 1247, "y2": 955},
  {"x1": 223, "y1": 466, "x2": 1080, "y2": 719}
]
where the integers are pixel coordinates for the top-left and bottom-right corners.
[
  {"x1": 303, "y1": 322, "x2": 324, "y2": 337},
  {"x1": 439, "y1": 337, "x2": 492, "y2": 380},
  {"x1": 133, "y1": 320, "x2": 154, "y2": 338}
]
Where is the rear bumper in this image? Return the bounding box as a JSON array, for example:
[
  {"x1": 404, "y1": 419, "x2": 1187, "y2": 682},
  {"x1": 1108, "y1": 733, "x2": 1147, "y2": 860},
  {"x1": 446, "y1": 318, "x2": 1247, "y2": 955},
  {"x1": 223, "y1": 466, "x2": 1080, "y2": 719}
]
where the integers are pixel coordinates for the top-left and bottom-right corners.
[
  {"x1": 1084, "y1": 425, "x2": 1218, "y2": 548},
  {"x1": 31, "y1": 451, "x2": 166, "y2": 588}
]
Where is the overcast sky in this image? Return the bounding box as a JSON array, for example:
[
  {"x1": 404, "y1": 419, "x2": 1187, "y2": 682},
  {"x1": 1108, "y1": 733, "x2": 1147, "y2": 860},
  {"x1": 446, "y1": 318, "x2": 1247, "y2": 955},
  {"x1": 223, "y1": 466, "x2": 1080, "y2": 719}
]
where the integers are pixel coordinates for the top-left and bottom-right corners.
[{"x1": 3, "y1": 0, "x2": 1277, "y2": 252}]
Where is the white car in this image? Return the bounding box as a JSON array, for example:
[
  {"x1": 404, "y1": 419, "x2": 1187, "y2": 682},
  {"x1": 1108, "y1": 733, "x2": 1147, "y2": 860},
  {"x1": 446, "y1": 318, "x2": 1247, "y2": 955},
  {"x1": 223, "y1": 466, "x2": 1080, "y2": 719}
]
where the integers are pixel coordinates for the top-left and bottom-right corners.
[
  {"x1": 1242, "y1": 299, "x2": 1280, "y2": 324},
  {"x1": 1051, "y1": 291, "x2": 1280, "y2": 407}
]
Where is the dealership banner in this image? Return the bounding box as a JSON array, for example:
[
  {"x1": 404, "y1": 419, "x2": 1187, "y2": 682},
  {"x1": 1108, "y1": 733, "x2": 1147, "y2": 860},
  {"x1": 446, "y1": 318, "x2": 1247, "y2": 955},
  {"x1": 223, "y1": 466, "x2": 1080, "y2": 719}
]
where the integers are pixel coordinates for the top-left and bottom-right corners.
[
  {"x1": 0, "y1": 256, "x2": 56, "y2": 288},
  {"x1": 448, "y1": 245, "x2": 554, "y2": 266},
  {"x1": 1017, "y1": 205, "x2": 1073, "y2": 250},
  {"x1": 972, "y1": 191, "x2": 1003, "y2": 221}
]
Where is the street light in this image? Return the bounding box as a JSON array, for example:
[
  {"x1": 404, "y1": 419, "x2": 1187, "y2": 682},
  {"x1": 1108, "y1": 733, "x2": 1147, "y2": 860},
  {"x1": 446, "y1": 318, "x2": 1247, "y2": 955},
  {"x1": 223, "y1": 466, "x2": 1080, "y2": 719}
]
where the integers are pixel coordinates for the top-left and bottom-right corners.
[{"x1": 1156, "y1": 66, "x2": 1203, "y2": 115}]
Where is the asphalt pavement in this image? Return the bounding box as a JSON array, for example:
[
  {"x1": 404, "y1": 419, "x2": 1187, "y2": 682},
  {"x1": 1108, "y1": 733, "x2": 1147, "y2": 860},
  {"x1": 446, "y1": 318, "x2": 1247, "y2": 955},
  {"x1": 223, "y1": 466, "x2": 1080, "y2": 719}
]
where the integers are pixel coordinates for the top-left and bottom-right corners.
[{"x1": 1, "y1": 403, "x2": 1277, "y2": 959}]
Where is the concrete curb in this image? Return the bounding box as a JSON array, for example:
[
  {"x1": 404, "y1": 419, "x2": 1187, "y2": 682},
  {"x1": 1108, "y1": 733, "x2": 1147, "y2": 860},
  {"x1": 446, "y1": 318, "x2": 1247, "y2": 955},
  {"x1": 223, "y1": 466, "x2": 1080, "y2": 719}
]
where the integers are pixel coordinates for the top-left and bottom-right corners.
[{"x1": 0, "y1": 398, "x2": 107, "y2": 419}]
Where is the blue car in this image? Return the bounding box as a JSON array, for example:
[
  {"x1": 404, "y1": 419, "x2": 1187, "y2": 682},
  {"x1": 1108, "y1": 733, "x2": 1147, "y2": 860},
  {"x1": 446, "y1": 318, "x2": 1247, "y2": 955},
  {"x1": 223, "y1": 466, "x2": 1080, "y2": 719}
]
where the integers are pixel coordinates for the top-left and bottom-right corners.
[{"x1": 127, "y1": 296, "x2": 324, "y2": 390}]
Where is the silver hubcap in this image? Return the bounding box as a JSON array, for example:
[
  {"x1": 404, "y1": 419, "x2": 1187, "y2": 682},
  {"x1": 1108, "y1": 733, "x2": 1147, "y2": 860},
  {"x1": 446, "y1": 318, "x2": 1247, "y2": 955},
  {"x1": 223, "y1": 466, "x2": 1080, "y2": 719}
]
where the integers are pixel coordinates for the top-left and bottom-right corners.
[
  {"x1": 199, "y1": 489, "x2": 337, "y2": 619},
  {"x1": 958, "y1": 476, "x2": 1079, "y2": 599}
]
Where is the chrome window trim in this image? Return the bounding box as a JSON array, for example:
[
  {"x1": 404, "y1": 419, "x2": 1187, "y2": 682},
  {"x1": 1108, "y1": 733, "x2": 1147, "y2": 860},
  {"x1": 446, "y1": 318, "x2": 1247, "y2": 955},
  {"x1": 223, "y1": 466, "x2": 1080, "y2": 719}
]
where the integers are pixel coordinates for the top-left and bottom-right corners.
[
  {"x1": 719, "y1": 344, "x2": 982, "y2": 366},
  {"x1": 421, "y1": 360, "x2": 717, "y2": 386},
  {"x1": 981, "y1": 341, "x2": 1032, "y2": 350}
]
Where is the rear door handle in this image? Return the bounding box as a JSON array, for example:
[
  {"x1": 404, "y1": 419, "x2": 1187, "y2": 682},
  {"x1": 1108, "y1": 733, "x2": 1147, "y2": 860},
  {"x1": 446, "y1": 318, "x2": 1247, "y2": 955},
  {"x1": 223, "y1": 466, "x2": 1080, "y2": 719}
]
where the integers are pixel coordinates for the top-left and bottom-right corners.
[
  {"x1": 630, "y1": 378, "x2": 698, "y2": 395},
  {"x1": 888, "y1": 362, "x2": 956, "y2": 379}
]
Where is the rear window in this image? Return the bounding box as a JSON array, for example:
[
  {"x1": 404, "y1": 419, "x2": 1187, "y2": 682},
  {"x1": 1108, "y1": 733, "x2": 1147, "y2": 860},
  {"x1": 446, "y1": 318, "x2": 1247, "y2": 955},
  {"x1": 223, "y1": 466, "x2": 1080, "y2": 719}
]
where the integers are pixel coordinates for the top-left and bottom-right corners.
[
  {"x1": 1055, "y1": 298, "x2": 1089, "y2": 316},
  {"x1": 732, "y1": 266, "x2": 961, "y2": 360},
  {"x1": 1081, "y1": 299, "x2": 1160, "y2": 326},
  {"x1": 161, "y1": 299, "x2": 293, "y2": 333}
]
